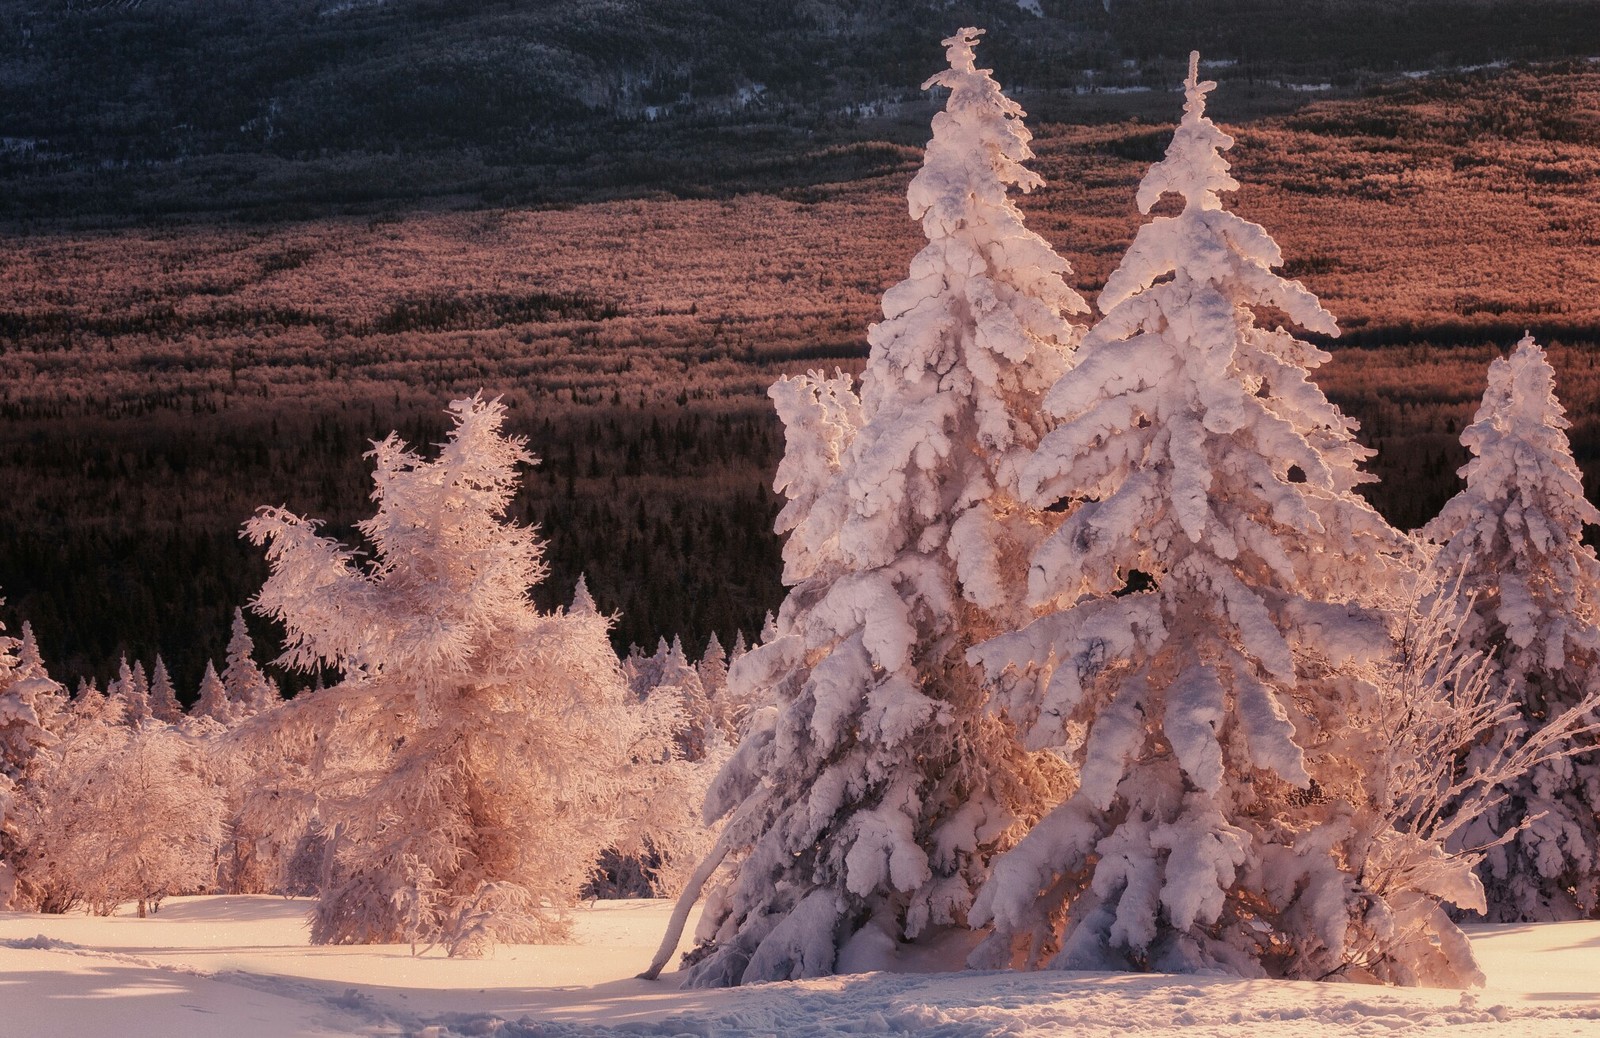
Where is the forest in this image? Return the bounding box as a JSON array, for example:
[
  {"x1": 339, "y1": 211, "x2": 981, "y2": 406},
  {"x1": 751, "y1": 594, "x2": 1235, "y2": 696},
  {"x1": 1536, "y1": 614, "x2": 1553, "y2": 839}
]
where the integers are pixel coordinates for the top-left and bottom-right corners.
[
  {"x1": 6, "y1": 32, "x2": 1600, "y2": 993},
  {"x1": 1, "y1": 15, "x2": 1600, "y2": 1018},
  {"x1": 5, "y1": 0, "x2": 1600, "y2": 221},
  {"x1": 1, "y1": 56, "x2": 1598, "y2": 694}
]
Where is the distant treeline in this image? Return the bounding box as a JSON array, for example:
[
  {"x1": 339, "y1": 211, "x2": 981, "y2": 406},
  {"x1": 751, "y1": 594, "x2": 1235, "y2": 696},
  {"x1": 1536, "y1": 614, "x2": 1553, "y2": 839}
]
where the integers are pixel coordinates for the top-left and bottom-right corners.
[
  {"x1": 4, "y1": 0, "x2": 1600, "y2": 218},
  {"x1": 0, "y1": 395, "x2": 789, "y2": 698},
  {"x1": 3, "y1": 332, "x2": 1596, "y2": 700},
  {"x1": 4, "y1": 53, "x2": 1600, "y2": 697}
]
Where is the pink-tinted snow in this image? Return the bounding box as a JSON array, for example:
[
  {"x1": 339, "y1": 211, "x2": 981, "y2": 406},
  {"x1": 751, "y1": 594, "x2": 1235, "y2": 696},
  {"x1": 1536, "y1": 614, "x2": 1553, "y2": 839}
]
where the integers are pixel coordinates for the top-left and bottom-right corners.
[{"x1": 5, "y1": 896, "x2": 1600, "y2": 1036}]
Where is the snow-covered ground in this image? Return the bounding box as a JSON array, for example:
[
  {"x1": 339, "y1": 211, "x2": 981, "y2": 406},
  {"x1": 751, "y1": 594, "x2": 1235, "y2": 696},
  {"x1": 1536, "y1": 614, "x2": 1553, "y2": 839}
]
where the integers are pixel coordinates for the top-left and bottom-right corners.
[{"x1": 5, "y1": 896, "x2": 1600, "y2": 1037}]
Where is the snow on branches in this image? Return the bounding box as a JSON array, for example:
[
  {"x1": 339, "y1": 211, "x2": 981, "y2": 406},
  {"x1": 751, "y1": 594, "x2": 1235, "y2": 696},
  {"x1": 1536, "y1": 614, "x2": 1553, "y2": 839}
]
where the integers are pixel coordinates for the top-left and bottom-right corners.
[
  {"x1": 1423, "y1": 335, "x2": 1600, "y2": 921},
  {"x1": 658, "y1": 27, "x2": 1085, "y2": 987},
  {"x1": 966, "y1": 53, "x2": 1458, "y2": 983},
  {"x1": 244, "y1": 394, "x2": 681, "y2": 955}
]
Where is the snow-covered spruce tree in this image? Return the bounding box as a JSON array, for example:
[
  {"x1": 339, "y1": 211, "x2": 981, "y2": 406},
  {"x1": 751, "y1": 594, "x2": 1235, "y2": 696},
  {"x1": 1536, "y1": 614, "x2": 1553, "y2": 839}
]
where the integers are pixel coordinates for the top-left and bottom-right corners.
[
  {"x1": 654, "y1": 28, "x2": 1087, "y2": 986},
  {"x1": 699, "y1": 632, "x2": 728, "y2": 699},
  {"x1": 244, "y1": 394, "x2": 678, "y2": 956},
  {"x1": 1422, "y1": 334, "x2": 1600, "y2": 921},
  {"x1": 0, "y1": 622, "x2": 61, "y2": 782},
  {"x1": 224, "y1": 607, "x2": 279, "y2": 718},
  {"x1": 698, "y1": 633, "x2": 738, "y2": 737},
  {"x1": 0, "y1": 614, "x2": 65, "y2": 907},
  {"x1": 149, "y1": 656, "x2": 183, "y2": 723},
  {"x1": 108, "y1": 655, "x2": 150, "y2": 725},
  {"x1": 659, "y1": 636, "x2": 712, "y2": 761},
  {"x1": 193, "y1": 660, "x2": 232, "y2": 724},
  {"x1": 966, "y1": 54, "x2": 1467, "y2": 983},
  {"x1": 570, "y1": 574, "x2": 598, "y2": 617}
]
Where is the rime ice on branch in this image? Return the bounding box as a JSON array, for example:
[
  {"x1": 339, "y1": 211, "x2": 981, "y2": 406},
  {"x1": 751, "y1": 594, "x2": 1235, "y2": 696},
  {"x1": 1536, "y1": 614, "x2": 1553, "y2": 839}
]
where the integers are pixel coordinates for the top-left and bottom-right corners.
[
  {"x1": 967, "y1": 53, "x2": 1471, "y2": 984},
  {"x1": 1424, "y1": 334, "x2": 1600, "y2": 921},
  {"x1": 245, "y1": 394, "x2": 677, "y2": 956},
  {"x1": 665, "y1": 27, "x2": 1085, "y2": 987}
]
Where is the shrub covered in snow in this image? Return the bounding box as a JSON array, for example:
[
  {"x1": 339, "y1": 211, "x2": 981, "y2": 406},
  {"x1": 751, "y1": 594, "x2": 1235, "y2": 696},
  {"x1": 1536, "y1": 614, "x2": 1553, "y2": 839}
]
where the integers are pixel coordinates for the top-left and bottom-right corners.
[
  {"x1": 9, "y1": 714, "x2": 222, "y2": 917},
  {"x1": 0, "y1": 619, "x2": 67, "y2": 908}
]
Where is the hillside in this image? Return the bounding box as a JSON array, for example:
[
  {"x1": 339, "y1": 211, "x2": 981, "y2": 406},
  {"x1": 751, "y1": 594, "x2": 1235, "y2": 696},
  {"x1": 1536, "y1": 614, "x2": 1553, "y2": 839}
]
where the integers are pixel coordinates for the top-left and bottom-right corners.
[{"x1": 3, "y1": 0, "x2": 1600, "y2": 219}]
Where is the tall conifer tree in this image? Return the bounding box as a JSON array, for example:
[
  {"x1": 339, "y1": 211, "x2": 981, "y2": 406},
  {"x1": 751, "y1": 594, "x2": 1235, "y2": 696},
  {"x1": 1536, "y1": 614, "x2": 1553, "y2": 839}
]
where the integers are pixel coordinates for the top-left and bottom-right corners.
[
  {"x1": 659, "y1": 28, "x2": 1086, "y2": 986},
  {"x1": 968, "y1": 55, "x2": 1473, "y2": 984},
  {"x1": 1424, "y1": 335, "x2": 1600, "y2": 920}
]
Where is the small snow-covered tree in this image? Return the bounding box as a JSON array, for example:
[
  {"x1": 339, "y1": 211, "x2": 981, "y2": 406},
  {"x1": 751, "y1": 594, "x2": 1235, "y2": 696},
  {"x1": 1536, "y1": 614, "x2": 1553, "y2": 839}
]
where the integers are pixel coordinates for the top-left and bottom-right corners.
[
  {"x1": 149, "y1": 656, "x2": 183, "y2": 723},
  {"x1": 244, "y1": 394, "x2": 675, "y2": 956},
  {"x1": 108, "y1": 655, "x2": 150, "y2": 725},
  {"x1": 9, "y1": 722, "x2": 222, "y2": 916},
  {"x1": 657, "y1": 27, "x2": 1086, "y2": 987},
  {"x1": 224, "y1": 608, "x2": 279, "y2": 717},
  {"x1": 193, "y1": 660, "x2": 232, "y2": 724},
  {"x1": 15, "y1": 624, "x2": 44, "y2": 681},
  {"x1": 0, "y1": 613, "x2": 65, "y2": 907},
  {"x1": 698, "y1": 633, "x2": 728, "y2": 698},
  {"x1": 625, "y1": 638, "x2": 671, "y2": 699},
  {"x1": 0, "y1": 625, "x2": 60, "y2": 780},
  {"x1": 131, "y1": 660, "x2": 149, "y2": 706},
  {"x1": 967, "y1": 55, "x2": 1458, "y2": 983},
  {"x1": 570, "y1": 574, "x2": 598, "y2": 616},
  {"x1": 698, "y1": 633, "x2": 737, "y2": 736},
  {"x1": 72, "y1": 678, "x2": 123, "y2": 728},
  {"x1": 1422, "y1": 335, "x2": 1600, "y2": 921},
  {"x1": 1344, "y1": 575, "x2": 1600, "y2": 984},
  {"x1": 658, "y1": 636, "x2": 711, "y2": 760}
]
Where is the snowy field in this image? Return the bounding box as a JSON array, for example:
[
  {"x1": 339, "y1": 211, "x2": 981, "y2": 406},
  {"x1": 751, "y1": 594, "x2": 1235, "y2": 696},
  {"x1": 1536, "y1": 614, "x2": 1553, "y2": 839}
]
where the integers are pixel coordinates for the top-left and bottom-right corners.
[{"x1": 4, "y1": 897, "x2": 1600, "y2": 1037}]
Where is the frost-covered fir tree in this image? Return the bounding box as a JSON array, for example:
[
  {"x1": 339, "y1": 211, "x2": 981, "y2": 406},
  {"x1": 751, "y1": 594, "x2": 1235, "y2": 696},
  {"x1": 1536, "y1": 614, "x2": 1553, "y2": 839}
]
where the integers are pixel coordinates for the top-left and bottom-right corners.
[
  {"x1": 131, "y1": 660, "x2": 149, "y2": 710},
  {"x1": 15, "y1": 623, "x2": 44, "y2": 682},
  {"x1": 966, "y1": 55, "x2": 1466, "y2": 983},
  {"x1": 224, "y1": 608, "x2": 278, "y2": 717},
  {"x1": 570, "y1": 574, "x2": 598, "y2": 616},
  {"x1": 654, "y1": 28, "x2": 1086, "y2": 986},
  {"x1": 109, "y1": 655, "x2": 150, "y2": 725},
  {"x1": 149, "y1": 656, "x2": 183, "y2": 723},
  {"x1": 0, "y1": 624, "x2": 60, "y2": 781},
  {"x1": 193, "y1": 660, "x2": 232, "y2": 724},
  {"x1": 698, "y1": 633, "x2": 737, "y2": 736},
  {"x1": 1422, "y1": 334, "x2": 1600, "y2": 921},
  {"x1": 660, "y1": 635, "x2": 711, "y2": 760},
  {"x1": 245, "y1": 394, "x2": 676, "y2": 955},
  {"x1": 0, "y1": 613, "x2": 64, "y2": 907},
  {"x1": 698, "y1": 632, "x2": 728, "y2": 699}
]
